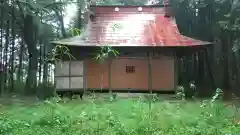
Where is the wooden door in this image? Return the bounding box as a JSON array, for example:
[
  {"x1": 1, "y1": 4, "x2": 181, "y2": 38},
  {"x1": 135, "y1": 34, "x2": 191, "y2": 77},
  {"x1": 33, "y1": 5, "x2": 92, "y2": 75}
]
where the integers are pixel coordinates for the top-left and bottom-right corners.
[
  {"x1": 151, "y1": 56, "x2": 175, "y2": 90},
  {"x1": 111, "y1": 58, "x2": 148, "y2": 90},
  {"x1": 86, "y1": 60, "x2": 109, "y2": 89}
]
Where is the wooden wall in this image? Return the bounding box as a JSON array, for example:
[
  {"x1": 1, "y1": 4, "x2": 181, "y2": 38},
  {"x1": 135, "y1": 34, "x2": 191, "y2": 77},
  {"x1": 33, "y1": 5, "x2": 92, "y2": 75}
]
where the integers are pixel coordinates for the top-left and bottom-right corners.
[
  {"x1": 55, "y1": 61, "x2": 84, "y2": 91},
  {"x1": 55, "y1": 47, "x2": 177, "y2": 91},
  {"x1": 85, "y1": 55, "x2": 176, "y2": 91}
]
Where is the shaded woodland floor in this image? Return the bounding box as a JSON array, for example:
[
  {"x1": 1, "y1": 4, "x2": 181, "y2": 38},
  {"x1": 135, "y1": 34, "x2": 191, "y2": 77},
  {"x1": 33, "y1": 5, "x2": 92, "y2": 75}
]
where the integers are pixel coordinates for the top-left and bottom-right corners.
[{"x1": 0, "y1": 94, "x2": 240, "y2": 135}]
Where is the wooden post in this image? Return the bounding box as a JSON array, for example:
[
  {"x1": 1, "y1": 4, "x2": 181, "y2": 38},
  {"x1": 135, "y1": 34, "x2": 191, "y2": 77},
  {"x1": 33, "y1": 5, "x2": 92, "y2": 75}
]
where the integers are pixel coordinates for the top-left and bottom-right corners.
[
  {"x1": 83, "y1": 59, "x2": 88, "y2": 92},
  {"x1": 108, "y1": 58, "x2": 112, "y2": 93},
  {"x1": 174, "y1": 52, "x2": 179, "y2": 90},
  {"x1": 69, "y1": 59, "x2": 71, "y2": 89},
  {"x1": 148, "y1": 52, "x2": 152, "y2": 93}
]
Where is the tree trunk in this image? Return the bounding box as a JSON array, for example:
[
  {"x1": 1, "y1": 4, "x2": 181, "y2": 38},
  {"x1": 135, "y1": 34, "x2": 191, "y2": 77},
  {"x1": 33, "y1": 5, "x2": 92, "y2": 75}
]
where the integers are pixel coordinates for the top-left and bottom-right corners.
[
  {"x1": 17, "y1": 40, "x2": 24, "y2": 82},
  {"x1": 221, "y1": 32, "x2": 231, "y2": 98},
  {"x1": 0, "y1": 5, "x2": 4, "y2": 95},
  {"x1": 24, "y1": 15, "x2": 39, "y2": 95},
  {"x1": 43, "y1": 41, "x2": 48, "y2": 84},
  {"x1": 4, "y1": 21, "x2": 10, "y2": 93},
  {"x1": 10, "y1": 3, "x2": 16, "y2": 92},
  {"x1": 38, "y1": 44, "x2": 42, "y2": 84},
  {"x1": 76, "y1": 0, "x2": 83, "y2": 29},
  {"x1": 25, "y1": 49, "x2": 38, "y2": 94},
  {"x1": 55, "y1": 10, "x2": 67, "y2": 38},
  {"x1": 205, "y1": 48, "x2": 216, "y2": 89},
  {"x1": 235, "y1": 51, "x2": 240, "y2": 96},
  {"x1": 222, "y1": 42, "x2": 230, "y2": 89},
  {"x1": 198, "y1": 51, "x2": 205, "y2": 85}
]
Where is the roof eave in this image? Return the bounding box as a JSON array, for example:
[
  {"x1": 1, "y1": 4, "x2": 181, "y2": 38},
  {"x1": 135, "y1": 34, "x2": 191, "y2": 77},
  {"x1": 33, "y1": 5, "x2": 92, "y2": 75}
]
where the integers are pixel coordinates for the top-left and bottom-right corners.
[
  {"x1": 90, "y1": 4, "x2": 171, "y2": 8},
  {"x1": 50, "y1": 41, "x2": 212, "y2": 47}
]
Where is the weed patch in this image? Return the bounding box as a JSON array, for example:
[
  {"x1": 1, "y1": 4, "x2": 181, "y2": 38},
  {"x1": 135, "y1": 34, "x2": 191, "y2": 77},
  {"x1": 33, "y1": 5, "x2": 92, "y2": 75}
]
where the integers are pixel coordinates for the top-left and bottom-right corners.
[{"x1": 0, "y1": 95, "x2": 240, "y2": 135}]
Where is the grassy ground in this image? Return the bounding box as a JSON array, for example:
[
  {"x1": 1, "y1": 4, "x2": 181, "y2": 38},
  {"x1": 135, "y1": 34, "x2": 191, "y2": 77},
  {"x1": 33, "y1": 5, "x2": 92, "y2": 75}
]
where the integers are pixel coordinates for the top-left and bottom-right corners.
[{"x1": 0, "y1": 94, "x2": 240, "y2": 135}]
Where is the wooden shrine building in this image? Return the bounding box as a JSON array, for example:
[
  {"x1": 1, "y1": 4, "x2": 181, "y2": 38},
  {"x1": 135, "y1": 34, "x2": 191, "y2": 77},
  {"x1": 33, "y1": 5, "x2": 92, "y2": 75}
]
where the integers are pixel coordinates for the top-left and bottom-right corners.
[{"x1": 52, "y1": 4, "x2": 211, "y2": 93}]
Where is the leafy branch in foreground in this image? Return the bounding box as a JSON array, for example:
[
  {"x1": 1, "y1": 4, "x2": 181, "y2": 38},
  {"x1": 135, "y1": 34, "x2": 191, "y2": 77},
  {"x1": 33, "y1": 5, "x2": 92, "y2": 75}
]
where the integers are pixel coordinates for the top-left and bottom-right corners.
[
  {"x1": 94, "y1": 46, "x2": 119, "y2": 63},
  {"x1": 211, "y1": 88, "x2": 223, "y2": 103},
  {"x1": 93, "y1": 23, "x2": 122, "y2": 63},
  {"x1": 45, "y1": 45, "x2": 75, "y2": 65},
  {"x1": 70, "y1": 28, "x2": 82, "y2": 37}
]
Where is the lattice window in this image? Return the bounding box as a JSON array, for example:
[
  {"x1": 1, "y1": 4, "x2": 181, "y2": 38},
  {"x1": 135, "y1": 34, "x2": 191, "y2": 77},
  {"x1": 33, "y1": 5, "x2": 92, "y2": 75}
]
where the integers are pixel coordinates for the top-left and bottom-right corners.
[{"x1": 126, "y1": 66, "x2": 135, "y2": 73}]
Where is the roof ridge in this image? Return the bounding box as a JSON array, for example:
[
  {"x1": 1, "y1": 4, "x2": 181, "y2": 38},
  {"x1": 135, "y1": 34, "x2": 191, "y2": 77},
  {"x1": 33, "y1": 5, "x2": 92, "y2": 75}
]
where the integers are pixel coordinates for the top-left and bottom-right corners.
[{"x1": 90, "y1": 5, "x2": 170, "y2": 8}]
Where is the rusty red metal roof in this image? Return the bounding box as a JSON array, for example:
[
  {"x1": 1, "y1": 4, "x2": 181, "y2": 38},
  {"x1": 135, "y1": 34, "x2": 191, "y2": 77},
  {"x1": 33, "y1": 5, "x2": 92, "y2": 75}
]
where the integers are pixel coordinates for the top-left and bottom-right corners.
[{"x1": 52, "y1": 5, "x2": 211, "y2": 47}]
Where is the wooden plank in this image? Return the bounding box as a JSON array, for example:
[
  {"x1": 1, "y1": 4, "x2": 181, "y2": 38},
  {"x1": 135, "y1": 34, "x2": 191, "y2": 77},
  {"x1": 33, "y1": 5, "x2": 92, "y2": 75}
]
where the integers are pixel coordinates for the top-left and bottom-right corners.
[
  {"x1": 55, "y1": 75, "x2": 84, "y2": 77},
  {"x1": 151, "y1": 56, "x2": 175, "y2": 90},
  {"x1": 56, "y1": 77, "x2": 70, "y2": 89},
  {"x1": 86, "y1": 59, "x2": 109, "y2": 89},
  {"x1": 111, "y1": 58, "x2": 148, "y2": 90},
  {"x1": 70, "y1": 77, "x2": 84, "y2": 89},
  {"x1": 174, "y1": 53, "x2": 178, "y2": 90},
  {"x1": 84, "y1": 59, "x2": 87, "y2": 91},
  {"x1": 109, "y1": 58, "x2": 112, "y2": 92},
  {"x1": 70, "y1": 61, "x2": 84, "y2": 75},
  {"x1": 55, "y1": 61, "x2": 69, "y2": 76},
  {"x1": 69, "y1": 60, "x2": 71, "y2": 88},
  {"x1": 148, "y1": 52, "x2": 153, "y2": 93}
]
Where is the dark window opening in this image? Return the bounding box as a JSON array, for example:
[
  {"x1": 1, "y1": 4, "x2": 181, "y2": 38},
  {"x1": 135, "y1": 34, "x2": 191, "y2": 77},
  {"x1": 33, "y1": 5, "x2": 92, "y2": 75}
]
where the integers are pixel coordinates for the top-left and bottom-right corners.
[{"x1": 126, "y1": 66, "x2": 135, "y2": 73}]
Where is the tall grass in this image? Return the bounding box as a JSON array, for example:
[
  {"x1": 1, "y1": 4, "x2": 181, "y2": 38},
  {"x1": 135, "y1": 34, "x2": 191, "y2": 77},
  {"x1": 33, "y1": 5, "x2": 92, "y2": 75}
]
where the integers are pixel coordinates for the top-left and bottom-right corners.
[{"x1": 0, "y1": 91, "x2": 240, "y2": 135}]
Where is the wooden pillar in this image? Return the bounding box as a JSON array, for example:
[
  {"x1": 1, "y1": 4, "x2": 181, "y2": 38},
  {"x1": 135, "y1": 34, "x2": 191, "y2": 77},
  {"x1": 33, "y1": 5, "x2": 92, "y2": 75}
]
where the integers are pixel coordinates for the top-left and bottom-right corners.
[
  {"x1": 69, "y1": 59, "x2": 71, "y2": 89},
  {"x1": 83, "y1": 59, "x2": 88, "y2": 92},
  {"x1": 174, "y1": 52, "x2": 179, "y2": 89},
  {"x1": 148, "y1": 52, "x2": 152, "y2": 93},
  {"x1": 108, "y1": 58, "x2": 112, "y2": 93}
]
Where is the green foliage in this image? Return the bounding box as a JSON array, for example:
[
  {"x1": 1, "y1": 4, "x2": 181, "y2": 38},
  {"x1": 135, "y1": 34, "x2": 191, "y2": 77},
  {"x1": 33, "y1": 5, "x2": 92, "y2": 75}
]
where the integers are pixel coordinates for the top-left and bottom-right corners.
[
  {"x1": 1, "y1": 96, "x2": 240, "y2": 135},
  {"x1": 176, "y1": 86, "x2": 185, "y2": 100},
  {"x1": 112, "y1": 23, "x2": 124, "y2": 31},
  {"x1": 36, "y1": 83, "x2": 56, "y2": 100},
  {"x1": 0, "y1": 116, "x2": 30, "y2": 134},
  {"x1": 108, "y1": 92, "x2": 117, "y2": 102},
  {"x1": 11, "y1": 81, "x2": 26, "y2": 94},
  {"x1": 211, "y1": 88, "x2": 223, "y2": 103},
  {"x1": 142, "y1": 93, "x2": 159, "y2": 103},
  {"x1": 70, "y1": 28, "x2": 82, "y2": 36},
  {"x1": 232, "y1": 39, "x2": 240, "y2": 52},
  {"x1": 94, "y1": 46, "x2": 119, "y2": 63},
  {"x1": 46, "y1": 45, "x2": 75, "y2": 63},
  {"x1": 34, "y1": 98, "x2": 67, "y2": 126},
  {"x1": 16, "y1": 0, "x2": 67, "y2": 15},
  {"x1": 69, "y1": 27, "x2": 120, "y2": 63},
  {"x1": 93, "y1": 22, "x2": 122, "y2": 63},
  {"x1": 176, "y1": 81, "x2": 197, "y2": 100},
  {"x1": 38, "y1": 23, "x2": 54, "y2": 41}
]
